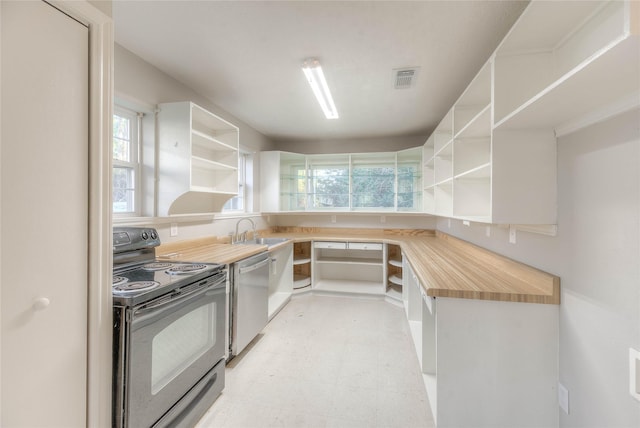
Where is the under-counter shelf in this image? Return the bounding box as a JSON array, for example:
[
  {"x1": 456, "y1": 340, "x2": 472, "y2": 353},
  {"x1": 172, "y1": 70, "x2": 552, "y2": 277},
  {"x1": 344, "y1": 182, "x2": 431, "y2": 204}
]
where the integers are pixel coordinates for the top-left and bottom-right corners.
[
  {"x1": 312, "y1": 240, "x2": 385, "y2": 295},
  {"x1": 388, "y1": 274, "x2": 402, "y2": 286},
  {"x1": 388, "y1": 258, "x2": 402, "y2": 268},
  {"x1": 293, "y1": 274, "x2": 311, "y2": 290},
  {"x1": 293, "y1": 241, "x2": 312, "y2": 291}
]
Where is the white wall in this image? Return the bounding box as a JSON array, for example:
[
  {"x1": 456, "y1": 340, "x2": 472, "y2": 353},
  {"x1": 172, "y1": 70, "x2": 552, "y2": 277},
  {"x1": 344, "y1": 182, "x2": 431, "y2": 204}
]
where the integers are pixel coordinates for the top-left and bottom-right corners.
[
  {"x1": 436, "y1": 109, "x2": 640, "y2": 427},
  {"x1": 114, "y1": 44, "x2": 276, "y2": 242},
  {"x1": 115, "y1": 44, "x2": 273, "y2": 154}
]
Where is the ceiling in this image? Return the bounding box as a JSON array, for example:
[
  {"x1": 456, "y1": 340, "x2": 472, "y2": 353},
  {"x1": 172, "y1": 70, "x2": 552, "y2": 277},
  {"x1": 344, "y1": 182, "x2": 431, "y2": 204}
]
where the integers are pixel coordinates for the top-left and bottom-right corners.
[{"x1": 113, "y1": 1, "x2": 528, "y2": 143}]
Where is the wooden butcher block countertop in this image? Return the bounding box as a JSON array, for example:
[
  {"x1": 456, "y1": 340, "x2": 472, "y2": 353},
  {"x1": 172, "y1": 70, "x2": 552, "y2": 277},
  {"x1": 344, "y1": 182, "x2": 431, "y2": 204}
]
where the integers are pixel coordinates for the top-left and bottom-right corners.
[{"x1": 158, "y1": 227, "x2": 560, "y2": 305}]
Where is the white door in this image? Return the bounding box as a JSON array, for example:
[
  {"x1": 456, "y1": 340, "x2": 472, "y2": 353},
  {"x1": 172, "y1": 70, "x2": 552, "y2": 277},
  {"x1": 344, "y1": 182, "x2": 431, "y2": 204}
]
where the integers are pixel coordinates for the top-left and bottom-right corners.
[{"x1": 1, "y1": 1, "x2": 89, "y2": 426}]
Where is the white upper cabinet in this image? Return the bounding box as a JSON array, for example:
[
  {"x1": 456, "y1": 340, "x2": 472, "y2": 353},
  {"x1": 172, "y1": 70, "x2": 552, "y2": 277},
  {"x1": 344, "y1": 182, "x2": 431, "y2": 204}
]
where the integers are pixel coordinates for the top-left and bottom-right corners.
[
  {"x1": 494, "y1": 0, "x2": 638, "y2": 132},
  {"x1": 157, "y1": 101, "x2": 239, "y2": 215},
  {"x1": 261, "y1": 148, "x2": 422, "y2": 213},
  {"x1": 424, "y1": 0, "x2": 639, "y2": 224}
]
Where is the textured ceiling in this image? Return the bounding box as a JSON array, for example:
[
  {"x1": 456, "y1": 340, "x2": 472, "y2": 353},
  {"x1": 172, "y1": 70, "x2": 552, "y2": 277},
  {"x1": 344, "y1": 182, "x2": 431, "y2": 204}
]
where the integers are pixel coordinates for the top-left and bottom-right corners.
[{"x1": 113, "y1": 1, "x2": 528, "y2": 142}]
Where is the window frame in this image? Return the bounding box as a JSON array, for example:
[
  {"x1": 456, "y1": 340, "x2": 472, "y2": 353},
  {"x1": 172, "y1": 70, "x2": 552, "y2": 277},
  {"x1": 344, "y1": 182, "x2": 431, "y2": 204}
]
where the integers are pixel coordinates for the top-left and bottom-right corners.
[
  {"x1": 112, "y1": 105, "x2": 141, "y2": 216},
  {"x1": 222, "y1": 150, "x2": 253, "y2": 213}
]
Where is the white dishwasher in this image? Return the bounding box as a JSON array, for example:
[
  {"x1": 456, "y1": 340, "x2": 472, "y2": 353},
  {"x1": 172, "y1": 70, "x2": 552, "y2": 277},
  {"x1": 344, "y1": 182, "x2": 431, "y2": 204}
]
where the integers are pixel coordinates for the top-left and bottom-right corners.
[{"x1": 230, "y1": 252, "x2": 270, "y2": 358}]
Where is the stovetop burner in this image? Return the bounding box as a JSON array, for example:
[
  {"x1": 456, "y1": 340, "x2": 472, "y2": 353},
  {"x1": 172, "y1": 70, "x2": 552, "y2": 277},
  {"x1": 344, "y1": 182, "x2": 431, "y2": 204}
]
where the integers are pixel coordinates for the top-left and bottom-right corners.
[
  {"x1": 113, "y1": 226, "x2": 225, "y2": 306},
  {"x1": 166, "y1": 264, "x2": 209, "y2": 275},
  {"x1": 142, "y1": 262, "x2": 174, "y2": 271},
  {"x1": 113, "y1": 275, "x2": 128, "y2": 287},
  {"x1": 113, "y1": 280, "x2": 160, "y2": 294}
]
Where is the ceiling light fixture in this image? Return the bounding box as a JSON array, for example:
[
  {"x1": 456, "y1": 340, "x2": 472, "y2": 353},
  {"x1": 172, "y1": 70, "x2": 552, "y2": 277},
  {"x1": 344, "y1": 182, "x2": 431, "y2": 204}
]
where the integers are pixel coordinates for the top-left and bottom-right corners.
[{"x1": 302, "y1": 58, "x2": 339, "y2": 119}]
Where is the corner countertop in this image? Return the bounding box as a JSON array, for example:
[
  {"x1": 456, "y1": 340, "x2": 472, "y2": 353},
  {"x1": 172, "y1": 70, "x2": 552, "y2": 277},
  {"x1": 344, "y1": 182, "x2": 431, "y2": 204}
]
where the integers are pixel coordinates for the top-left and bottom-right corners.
[{"x1": 157, "y1": 228, "x2": 560, "y2": 305}]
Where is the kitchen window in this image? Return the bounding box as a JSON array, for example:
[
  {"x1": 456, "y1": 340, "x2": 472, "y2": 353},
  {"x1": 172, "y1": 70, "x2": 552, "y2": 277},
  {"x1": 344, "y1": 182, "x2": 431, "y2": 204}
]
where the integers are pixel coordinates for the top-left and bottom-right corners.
[
  {"x1": 223, "y1": 151, "x2": 252, "y2": 212},
  {"x1": 307, "y1": 154, "x2": 350, "y2": 210},
  {"x1": 113, "y1": 106, "x2": 140, "y2": 215},
  {"x1": 301, "y1": 150, "x2": 422, "y2": 211}
]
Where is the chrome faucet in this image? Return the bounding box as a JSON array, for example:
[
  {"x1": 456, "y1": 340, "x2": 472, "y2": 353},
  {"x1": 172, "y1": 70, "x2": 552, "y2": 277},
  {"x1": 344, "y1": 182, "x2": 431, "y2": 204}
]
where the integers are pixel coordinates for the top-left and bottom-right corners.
[{"x1": 234, "y1": 218, "x2": 256, "y2": 243}]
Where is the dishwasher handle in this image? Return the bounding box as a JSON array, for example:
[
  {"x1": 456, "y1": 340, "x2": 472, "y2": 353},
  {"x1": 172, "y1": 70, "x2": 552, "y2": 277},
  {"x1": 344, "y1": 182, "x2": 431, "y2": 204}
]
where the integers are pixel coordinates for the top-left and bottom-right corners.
[{"x1": 238, "y1": 258, "x2": 270, "y2": 274}]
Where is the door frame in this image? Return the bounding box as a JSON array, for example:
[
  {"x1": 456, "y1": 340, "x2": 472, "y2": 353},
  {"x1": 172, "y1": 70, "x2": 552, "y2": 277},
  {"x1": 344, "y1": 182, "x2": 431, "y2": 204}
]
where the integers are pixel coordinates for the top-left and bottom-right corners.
[{"x1": 0, "y1": 1, "x2": 113, "y2": 426}]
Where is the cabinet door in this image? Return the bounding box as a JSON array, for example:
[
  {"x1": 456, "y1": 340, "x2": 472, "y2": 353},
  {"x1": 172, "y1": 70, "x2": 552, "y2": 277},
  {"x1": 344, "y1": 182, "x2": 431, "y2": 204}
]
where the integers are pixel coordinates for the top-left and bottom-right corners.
[{"x1": 1, "y1": 1, "x2": 89, "y2": 426}]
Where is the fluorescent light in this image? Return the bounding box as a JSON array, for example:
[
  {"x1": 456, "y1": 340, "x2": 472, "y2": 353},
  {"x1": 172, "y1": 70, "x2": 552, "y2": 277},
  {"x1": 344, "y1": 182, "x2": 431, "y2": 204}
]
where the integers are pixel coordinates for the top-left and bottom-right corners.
[{"x1": 302, "y1": 59, "x2": 339, "y2": 119}]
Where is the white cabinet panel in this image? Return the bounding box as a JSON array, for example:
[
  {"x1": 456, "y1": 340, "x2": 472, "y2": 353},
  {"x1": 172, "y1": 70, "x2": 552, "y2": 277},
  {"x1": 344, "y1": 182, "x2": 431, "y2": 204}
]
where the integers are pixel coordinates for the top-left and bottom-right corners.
[{"x1": 1, "y1": 1, "x2": 89, "y2": 425}]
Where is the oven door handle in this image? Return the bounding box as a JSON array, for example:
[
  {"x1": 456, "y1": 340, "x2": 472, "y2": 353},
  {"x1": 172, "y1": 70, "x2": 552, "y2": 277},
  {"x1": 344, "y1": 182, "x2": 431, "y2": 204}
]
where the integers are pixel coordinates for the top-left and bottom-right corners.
[{"x1": 132, "y1": 280, "x2": 223, "y2": 323}]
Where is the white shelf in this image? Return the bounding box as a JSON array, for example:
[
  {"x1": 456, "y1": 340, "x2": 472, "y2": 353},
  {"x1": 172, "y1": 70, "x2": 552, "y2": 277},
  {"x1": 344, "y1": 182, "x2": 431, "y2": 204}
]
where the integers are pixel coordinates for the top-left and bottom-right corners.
[
  {"x1": 293, "y1": 257, "x2": 311, "y2": 266},
  {"x1": 388, "y1": 258, "x2": 402, "y2": 268},
  {"x1": 314, "y1": 279, "x2": 384, "y2": 295},
  {"x1": 495, "y1": 35, "x2": 639, "y2": 131},
  {"x1": 454, "y1": 163, "x2": 491, "y2": 180},
  {"x1": 191, "y1": 155, "x2": 237, "y2": 171},
  {"x1": 315, "y1": 257, "x2": 382, "y2": 265},
  {"x1": 454, "y1": 103, "x2": 491, "y2": 139},
  {"x1": 388, "y1": 274, "x2": 402, "y2": 286},
  {"x1": 191, "y1": 129, "x2": 237, "y2": 151},
  {"x1": 293, "y1": 274, "x2": 311, "y2": 289}
]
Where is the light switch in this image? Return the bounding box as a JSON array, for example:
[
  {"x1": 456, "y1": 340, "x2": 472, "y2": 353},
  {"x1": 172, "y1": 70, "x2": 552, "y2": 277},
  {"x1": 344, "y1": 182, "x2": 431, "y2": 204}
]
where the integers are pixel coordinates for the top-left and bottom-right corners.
[{"x1": 170, "y1": 223, "x2": 178, "y2": 237}]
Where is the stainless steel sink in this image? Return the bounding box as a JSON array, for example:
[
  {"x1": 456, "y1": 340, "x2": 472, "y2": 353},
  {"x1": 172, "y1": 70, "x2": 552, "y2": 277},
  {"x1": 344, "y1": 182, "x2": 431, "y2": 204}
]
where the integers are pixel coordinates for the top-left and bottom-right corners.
[{"x1": 234, "y1": 237, "x2": 289, "y2": 248}]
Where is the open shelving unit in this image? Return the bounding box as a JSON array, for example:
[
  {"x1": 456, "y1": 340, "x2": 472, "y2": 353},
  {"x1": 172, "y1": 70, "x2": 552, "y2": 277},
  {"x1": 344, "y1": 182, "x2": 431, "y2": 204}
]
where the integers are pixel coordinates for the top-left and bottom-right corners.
[
  {"x1": 292, "y1": 241, "x2": 312, "y2": 291},
  {"x1": 312, "y1": 241, "x2": 385, "y2": 295},
  {"x1": 386, "y1": 243, "x2": 403, "y2": 302},
  {"x1": 157, "y1": 101, "x2": 239, "y2": 215},
  {"x1": 422, "y1": 0, "x2": 638, "y2": 225}
]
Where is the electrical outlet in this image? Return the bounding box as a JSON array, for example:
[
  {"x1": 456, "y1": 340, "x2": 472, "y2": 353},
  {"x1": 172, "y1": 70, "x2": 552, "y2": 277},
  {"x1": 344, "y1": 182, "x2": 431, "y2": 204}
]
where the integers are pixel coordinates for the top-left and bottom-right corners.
[
  {"x1": 331, "y1": 215, "x2": 336, "y2": 223},
  {"x1": 630, "y1": 348, "x2": 640, "y2": 401},
  {"x1": 170, "y1": 223, "x2": 178, "y2": 237},
  {"x1": 485, "y1": 226, "x2": 491, "y2": 237},
  {"x1": 447, "y1": 218, "x2": 451, "y2": 228},
  {"x1": 380, "y1": 215, "x2": 386, "y2": 224},
  {"x1": 509, "y1": 225, "x2": 517, "y2": 244},
  {"x1": 558, "y1": 383, "x2": 569, "y2": 414},
  {"x1": 463, "y1": 220, "x2": 470, "y2": 226}
]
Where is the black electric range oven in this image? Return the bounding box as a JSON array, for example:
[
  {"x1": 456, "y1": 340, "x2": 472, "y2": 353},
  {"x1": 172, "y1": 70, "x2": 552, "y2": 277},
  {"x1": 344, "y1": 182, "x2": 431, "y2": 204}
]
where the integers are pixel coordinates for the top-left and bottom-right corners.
[{"x1": 112, "y1": 227, "x2": 226, "y2": 428}]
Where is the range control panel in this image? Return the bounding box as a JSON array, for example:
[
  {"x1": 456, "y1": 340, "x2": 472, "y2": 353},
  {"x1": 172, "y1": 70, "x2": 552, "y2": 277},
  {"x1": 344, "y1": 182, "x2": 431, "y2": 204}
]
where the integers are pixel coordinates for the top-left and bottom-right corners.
[{"x1": 113, "y1": 227, "x2": 160, "y2": 253}]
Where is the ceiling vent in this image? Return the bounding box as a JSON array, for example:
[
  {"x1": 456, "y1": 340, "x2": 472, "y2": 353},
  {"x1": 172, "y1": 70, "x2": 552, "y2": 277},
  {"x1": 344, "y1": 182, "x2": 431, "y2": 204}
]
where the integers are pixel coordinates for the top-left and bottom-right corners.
[{"x1": 394, "y1": 67, "x2": 419, "y2": 89}]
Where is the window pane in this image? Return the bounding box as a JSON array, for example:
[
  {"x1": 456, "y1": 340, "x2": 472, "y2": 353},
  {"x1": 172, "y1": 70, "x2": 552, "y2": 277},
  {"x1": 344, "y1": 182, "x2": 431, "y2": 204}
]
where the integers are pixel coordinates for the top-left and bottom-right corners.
[
  {"x1": 113, "y1": 115, "x2": 131, "y2": 162},
  {"x1": 352, "y1": 166, "x2": 395, "y2": 208},
  {"x1": 309, "y1": 166, "x2": 349, "y2": 209},
  {"x1": 113, "y1": 166, "x2": 135, "y2": 213},
  {"x1": 397, "y1": 165, "x2": 417, "y2": 209}
]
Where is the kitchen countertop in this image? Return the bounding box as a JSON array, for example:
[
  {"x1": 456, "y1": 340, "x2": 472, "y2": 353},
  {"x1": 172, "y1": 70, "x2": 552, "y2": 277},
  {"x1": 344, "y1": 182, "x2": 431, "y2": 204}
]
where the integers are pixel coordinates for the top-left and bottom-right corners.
[{"x1": 157, "y1": 228, "x2": 560, "y2": 305}]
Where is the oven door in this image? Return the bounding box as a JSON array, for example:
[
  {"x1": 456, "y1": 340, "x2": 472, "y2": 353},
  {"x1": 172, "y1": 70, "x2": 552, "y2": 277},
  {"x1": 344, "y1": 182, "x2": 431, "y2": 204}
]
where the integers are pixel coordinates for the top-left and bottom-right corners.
[{"x1": 124, "y1": 273, "x2": 226, "y2": 428}]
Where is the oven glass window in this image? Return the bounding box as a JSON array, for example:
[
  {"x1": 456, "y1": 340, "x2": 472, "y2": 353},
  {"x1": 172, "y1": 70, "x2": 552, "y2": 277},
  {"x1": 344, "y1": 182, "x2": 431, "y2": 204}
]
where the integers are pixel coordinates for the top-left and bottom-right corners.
[{"x1": 151, "y1": 302, "x2": 216, "y2": 394}]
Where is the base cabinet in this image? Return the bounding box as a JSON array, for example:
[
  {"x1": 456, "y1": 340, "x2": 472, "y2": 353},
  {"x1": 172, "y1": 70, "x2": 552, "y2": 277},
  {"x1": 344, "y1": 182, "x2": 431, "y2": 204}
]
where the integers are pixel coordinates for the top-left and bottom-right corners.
[
  {"x1": 312, "y1": 241, "x2": 385, "y2": 295},
  {"x1": 268, "y1": 243, "x2": 293, "y2": 320},
  {"x1": 404, "y1": 263, "x2": 559, "y2": 427}
]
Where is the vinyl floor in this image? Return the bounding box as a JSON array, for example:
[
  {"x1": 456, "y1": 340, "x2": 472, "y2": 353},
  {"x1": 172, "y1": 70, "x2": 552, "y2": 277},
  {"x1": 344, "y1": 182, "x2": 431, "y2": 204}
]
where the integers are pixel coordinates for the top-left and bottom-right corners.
[{"x1": 196, "y1": 293, "x2": 435, "y2": 428}]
